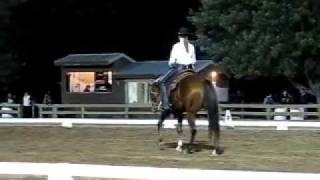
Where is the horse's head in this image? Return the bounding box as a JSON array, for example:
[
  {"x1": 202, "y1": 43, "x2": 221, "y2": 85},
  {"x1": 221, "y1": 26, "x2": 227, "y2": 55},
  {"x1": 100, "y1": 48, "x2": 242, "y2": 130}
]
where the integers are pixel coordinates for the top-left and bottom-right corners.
[{"x1": 149, "y1": 81, "x2": 161, "y2": 112}]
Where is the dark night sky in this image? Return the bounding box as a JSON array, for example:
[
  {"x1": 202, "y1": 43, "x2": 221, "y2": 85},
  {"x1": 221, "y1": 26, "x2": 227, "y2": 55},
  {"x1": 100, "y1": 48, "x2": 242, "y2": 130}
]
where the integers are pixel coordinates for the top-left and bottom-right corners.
[
  {"x1": 7, "y1": 0, "x2": 299, "y2": 103},
  {"x1": 9, "y1": 0, "x2": 201, "y2": 101}
]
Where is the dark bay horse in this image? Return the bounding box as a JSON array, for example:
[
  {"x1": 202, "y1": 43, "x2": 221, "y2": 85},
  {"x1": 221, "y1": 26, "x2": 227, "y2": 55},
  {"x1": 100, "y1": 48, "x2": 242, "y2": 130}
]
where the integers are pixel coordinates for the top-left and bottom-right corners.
[{"x1": 150, "y1": 70, "x2": 223, "y2": 156}]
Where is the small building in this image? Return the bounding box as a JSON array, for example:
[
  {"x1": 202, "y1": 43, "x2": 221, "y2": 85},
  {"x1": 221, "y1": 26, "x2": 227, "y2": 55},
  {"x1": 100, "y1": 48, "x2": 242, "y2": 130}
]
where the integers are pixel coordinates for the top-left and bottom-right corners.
[{"x1": 54, "y1": 53, "x2": 229, "y2": 104}]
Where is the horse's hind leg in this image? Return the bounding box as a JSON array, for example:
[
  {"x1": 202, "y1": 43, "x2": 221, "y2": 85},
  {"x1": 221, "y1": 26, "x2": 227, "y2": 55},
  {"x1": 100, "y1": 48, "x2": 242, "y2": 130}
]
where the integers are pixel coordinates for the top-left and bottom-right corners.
[
  {"x1": 158, "y1": 110, "x2": 170, "y2": 150},
  {"x1": 208, "y1": 115, "x2": 224, "y2": 156},
  {"x1": 175, "y1": 113, "x2": 184, "y2": 152},
  {"x1": 186, "y1": 112, "x2": 197, "y2": 154}
]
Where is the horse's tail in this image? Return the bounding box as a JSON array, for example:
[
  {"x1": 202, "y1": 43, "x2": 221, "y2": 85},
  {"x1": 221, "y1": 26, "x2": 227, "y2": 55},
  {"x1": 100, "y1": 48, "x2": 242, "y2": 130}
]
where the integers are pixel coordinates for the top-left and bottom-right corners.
[{"x1": 204, "y1": 80, "x2": 220, "y2": 147}]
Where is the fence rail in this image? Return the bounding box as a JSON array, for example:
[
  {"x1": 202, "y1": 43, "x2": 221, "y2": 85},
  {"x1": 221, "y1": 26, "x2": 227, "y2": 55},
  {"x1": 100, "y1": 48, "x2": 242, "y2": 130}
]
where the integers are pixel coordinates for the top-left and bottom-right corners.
[
  {"x1": 0, "y1": 103, "x2": 319, "y2": 121},
  {"x1": 0, "y1": 103, "x2": 22, "y2": 118}
]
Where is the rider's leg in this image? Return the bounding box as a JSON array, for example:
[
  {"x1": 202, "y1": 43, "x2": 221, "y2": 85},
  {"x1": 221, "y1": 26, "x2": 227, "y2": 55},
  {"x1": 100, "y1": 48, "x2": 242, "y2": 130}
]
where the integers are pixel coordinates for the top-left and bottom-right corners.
[
  {"x1": 159, "y1": 68, "x2": 177, "y2": 110},
  {"x1": 159, "y1": 83, "x2": 170, "y2": 110}
]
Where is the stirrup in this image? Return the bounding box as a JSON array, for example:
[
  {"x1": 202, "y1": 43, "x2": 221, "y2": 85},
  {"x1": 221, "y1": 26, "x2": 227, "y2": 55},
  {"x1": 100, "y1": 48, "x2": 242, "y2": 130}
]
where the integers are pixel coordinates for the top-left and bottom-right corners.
[
  {"x1": 154, "y1": 77, "x2": 162, "y2": 85},
  {"x1": 160, "y1": 103, "x2": 172, "y2": 111},
  {"x1": 159, "y1": 101, "x2": 168, "y2": 110},
  {"x1": 160, "y1": 107, "x2": 171, "y2": 112}
]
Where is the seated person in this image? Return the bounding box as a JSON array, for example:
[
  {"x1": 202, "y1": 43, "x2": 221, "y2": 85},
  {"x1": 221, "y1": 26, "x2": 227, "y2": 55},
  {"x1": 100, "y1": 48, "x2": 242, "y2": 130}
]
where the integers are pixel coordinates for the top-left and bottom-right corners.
[
  {"x1": 83, "y1": 85, "x2": 91, "y2": 92},
  {"x1": 158, "y1": 27, "x2": 196, "y2": 111}
]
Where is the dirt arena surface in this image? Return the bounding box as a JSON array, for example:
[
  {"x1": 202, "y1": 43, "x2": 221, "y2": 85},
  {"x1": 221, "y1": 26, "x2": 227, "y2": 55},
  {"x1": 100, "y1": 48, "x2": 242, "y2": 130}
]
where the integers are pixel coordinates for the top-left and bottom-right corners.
[{"x1": 0, "y1": 126, "x2": 319, "y2": 175}]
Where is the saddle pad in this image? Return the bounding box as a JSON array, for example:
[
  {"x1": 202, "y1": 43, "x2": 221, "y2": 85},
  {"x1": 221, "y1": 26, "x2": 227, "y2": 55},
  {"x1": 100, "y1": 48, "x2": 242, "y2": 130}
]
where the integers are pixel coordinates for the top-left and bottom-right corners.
[{"x1": 169, "y1": 70, "x2": 194, "y2": 91}]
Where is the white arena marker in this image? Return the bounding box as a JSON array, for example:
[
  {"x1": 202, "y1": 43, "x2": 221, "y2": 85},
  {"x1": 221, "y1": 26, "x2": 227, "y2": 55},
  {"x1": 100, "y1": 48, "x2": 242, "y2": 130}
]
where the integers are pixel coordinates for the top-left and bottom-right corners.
[
  {"x1": 277, "y1": 121, "x2": 288, "y2": 130},
  {"x1": 61, "y1": 120, "x2": 73, "y2": 128},
  {"x1": 164, "y1": 121, "x2": 176, "y2": 129},
  {"x1": 224, "y1": 109, "x2": 234, "y2": 128}
]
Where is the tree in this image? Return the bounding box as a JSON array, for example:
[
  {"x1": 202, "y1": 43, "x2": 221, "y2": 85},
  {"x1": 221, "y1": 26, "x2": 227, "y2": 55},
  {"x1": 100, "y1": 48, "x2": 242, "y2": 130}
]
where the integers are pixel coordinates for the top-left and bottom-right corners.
[
  {"x1": 0, "y1": 0, "x2": 27, "y2": 89},
  {"x1": 189, "y1": 0, "x2": 320, "y2": 103}
]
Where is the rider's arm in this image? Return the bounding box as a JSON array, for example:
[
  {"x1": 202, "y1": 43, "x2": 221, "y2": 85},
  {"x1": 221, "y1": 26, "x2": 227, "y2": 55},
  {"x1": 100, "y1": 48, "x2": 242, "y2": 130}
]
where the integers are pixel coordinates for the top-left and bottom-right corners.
[
  {"x1": 190, "y1": 44, "x2": 196, "y2": 65},
  {"x1": 169, "y1": 44, "x2": 177, "y2": 67},
  {"x1": 190, "y1": 44, "x2": 196, "y2": 69}
]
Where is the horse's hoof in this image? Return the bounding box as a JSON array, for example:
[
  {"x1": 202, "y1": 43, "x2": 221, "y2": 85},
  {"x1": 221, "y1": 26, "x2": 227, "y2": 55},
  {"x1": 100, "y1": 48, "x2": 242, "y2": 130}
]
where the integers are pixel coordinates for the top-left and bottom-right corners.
[
  {"x1": 176, "y1": 146, "x2": 183, "y2": 152},
  {"x1": 159, "y1": 142, "x2": 165, "y2": 150},
  {"x1": 185, "y1": 148, "x2": 194, "y2": 154},
  {"x1": 216, "y1": 147, "x2": 224, "y2": 155},
  {"x1": 183, "y1": 149, "x2": 188, "y2": 154},
  {"x1": 210, "y1": 147, "x2": 224, "y2": 156},
  {"x1": 210, "y1": 149, "x2": 218, "y2": 157}
]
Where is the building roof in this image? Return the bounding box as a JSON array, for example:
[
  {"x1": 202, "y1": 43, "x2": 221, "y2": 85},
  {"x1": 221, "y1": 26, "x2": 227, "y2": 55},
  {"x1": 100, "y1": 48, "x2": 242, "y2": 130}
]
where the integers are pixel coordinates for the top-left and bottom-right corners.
[
  {"x1": 116, "y1": 60, "x2": 214, "y2": 79},
  {"x1": 54, "y1": 53, "x2": 135, "y2": 66},
  {"x1": 54, "y1": 52, "x2": 216, "y2": 79}
]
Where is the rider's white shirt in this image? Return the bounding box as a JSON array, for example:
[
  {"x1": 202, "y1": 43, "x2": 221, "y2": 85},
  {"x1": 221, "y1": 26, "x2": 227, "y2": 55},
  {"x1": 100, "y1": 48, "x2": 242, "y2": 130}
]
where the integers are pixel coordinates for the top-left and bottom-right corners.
[
  {"x1": 23, "y1": 95, "x2": 31, "y2": 106},
  {"x1": 169, "y1": 41, "x2": 196, "y2": 66}
]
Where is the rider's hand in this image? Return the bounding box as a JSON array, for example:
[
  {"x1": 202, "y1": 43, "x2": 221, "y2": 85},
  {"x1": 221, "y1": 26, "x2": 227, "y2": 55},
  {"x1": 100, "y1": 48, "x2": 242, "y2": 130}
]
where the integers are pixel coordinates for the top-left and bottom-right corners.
[{"x1": 169, "y1": 63, "x2": 177, "y2": 69}]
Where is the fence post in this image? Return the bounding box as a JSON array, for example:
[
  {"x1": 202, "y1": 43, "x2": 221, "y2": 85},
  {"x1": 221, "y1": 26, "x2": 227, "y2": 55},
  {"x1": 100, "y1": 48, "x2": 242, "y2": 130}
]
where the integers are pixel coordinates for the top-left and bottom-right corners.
[
  {"x1": 81, "y1": 107, "x2": 85, "y2": 118},
  {"x1": 318, "y1": 104, "x2": 320, "y2": 120},
  {"x1": 32, "y1": 105, "x2": 35, "y2": 118},
  {"x1": 124, "y1": 106, "x2": 129, "y2": 118},
  {"x1": 52, "y1": 106, "x2": 58, "y2": 118},
  {"x1": 38, "y1": 105, "x2": 43, "y2": 118},
  {"x1": 266, "y1": 106, "x2": 271, "y2": 120},
  {"x1": 17, "y1": 105, "x2": 22, "y2": 118}
]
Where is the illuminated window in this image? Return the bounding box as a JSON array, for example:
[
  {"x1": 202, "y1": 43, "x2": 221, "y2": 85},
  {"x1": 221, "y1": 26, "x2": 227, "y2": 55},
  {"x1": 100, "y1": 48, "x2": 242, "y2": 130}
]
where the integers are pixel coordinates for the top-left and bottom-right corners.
[
  {"x1": 66, "y1": 71, "x2": 112, "y2": 93},
  {"x1": 127, "y1": 82, "x2": 150, "y2": 104}
]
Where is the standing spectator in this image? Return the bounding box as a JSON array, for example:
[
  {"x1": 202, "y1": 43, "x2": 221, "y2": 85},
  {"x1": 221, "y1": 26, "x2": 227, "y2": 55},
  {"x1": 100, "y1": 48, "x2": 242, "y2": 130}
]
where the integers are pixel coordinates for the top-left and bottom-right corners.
[
  {"x1": 232, "y1": 90, "x2": 245, "y2": 103},
  {"x1": 263, "y1": 94, "x2": 274, "y2": 104},
  {"x1": 279, "y1": 90, "x2": 293, "y2": 104},
  {"x1": 42, "y1": 91, "x2": 52, "y2": 104},
  {"x1": 1, "y1": 93, "x2": 14, "y2": 118},
  {"x1": 298, "y1": 88, "x2": 311, "y2": 104},
  {"x1": 6, "y1": 93, "x2": 14, "y2": 104},
  {"x1": 42, "y1": 91, "x2": 52, "y2": 118},
  {"x1": 263, "y1": 93, "x2": 274, "y2": 120},
  {"x1": 22, "y1": 92, "x2": 32, "y2": 118},
  {"x1": 275, "y1": 90, "x2": 293, "y2": 120},
  {"x1": 297, "y1": 88, "x2": 314, "y2": 120}
]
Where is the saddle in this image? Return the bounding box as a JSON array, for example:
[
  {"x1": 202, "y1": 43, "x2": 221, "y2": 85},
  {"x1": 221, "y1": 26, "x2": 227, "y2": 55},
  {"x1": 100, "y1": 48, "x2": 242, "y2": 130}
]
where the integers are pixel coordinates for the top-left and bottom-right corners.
[{"x1": 169, "y1": 69, "x2": 194, "y2": 91}]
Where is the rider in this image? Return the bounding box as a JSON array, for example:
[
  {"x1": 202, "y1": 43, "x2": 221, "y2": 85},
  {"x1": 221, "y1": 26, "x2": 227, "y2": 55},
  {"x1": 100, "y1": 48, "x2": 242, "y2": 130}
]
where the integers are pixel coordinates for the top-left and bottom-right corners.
[{"x1": 158, "y1": 27, "x2": 197, "y2": 111}]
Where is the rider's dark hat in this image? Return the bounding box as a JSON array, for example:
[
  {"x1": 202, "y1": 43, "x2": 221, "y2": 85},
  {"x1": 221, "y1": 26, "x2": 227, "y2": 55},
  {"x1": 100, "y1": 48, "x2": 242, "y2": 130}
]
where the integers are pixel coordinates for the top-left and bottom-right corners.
[{"x1": 177, "y1": 27, "x2": 191, "y2": 36}]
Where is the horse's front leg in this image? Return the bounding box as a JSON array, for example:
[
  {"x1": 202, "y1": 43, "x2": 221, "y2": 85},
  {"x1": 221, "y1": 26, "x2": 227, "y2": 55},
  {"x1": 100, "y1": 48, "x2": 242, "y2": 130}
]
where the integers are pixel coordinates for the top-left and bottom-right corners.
[
  {"x1": 175, "y1": 113, "x2": 184, "y2": 152},
  {"x1": 186, "y1": 113, "x2": 197, "y2": 154},
  {"x1": 158, "y1": 110, "x2": 170, "y2": 150}
]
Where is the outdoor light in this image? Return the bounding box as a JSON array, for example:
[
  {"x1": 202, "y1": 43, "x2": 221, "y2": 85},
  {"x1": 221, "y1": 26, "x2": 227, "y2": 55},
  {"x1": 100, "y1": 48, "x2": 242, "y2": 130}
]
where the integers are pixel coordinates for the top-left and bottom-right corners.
[
  {"x1": 211, "y1": 71, "x2": 217, "y2": 80},
  {"x1": 210, "y1": 71, "x2": 218, "y2": 86}
]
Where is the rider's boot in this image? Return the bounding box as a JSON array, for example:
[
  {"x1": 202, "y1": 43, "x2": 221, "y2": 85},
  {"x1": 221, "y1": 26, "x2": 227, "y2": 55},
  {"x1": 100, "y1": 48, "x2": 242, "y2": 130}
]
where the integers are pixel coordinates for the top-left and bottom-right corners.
[{"x1": 159, "y1": 83, "x2": 171, "y2": 111}]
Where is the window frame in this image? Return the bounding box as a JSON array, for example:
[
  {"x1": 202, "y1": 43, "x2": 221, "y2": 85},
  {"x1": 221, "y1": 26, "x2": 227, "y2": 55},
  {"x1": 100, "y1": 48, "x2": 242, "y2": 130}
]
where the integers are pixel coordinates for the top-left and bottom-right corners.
[
  {"x1": 65, "y1": 70, "x2": 113, "y2": 94},
  {"x1": 125, "y1": 79, "x2": 153, "y2": 105}
]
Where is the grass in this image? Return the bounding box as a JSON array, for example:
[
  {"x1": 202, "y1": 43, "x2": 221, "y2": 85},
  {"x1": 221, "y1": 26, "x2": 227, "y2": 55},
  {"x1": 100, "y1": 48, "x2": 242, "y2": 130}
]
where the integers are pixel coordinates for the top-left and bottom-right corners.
[{"x1": 0, "y1": 126, "x2": 319, "y2": 173}]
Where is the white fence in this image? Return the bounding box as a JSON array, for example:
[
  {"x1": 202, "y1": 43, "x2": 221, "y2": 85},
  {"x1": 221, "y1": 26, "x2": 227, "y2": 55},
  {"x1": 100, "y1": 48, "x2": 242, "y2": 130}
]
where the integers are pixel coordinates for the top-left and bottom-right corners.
[
  {"x1": 1, "y1": 103, "x2": 320, "y2": 121},
  {"x1": 1, "y1": 117, "x2": 320, "y2": 130},
  {"x1": 0, "y1": 162, "x2": 319, "y2": 180},
  {"x1": 0, "y1": 117, "x2": 320, "y2": 179}
]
